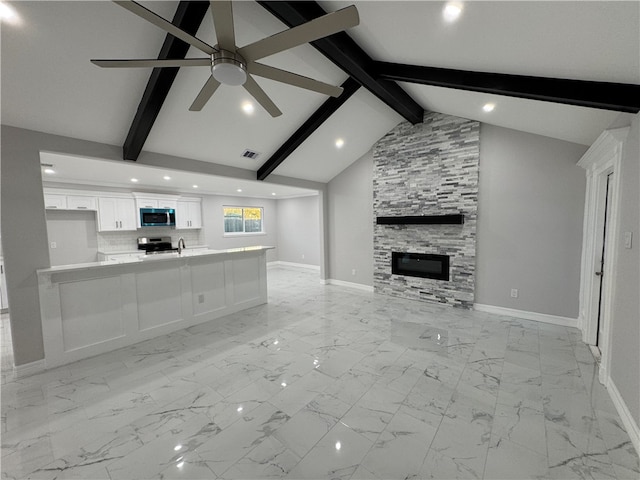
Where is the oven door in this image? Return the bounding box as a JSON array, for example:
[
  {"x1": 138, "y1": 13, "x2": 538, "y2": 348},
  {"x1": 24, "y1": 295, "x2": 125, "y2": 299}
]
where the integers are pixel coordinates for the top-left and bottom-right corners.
[{"x1": 140, "y1": 208, "x2": 176, "y2": 227}]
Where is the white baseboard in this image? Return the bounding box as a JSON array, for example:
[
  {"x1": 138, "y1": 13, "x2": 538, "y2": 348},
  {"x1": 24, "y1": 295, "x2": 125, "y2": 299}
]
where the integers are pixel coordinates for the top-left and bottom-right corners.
[
  {"x1": 473, "y1": 303, "x2": 578, "y2": 328},
  {"x1": 267, "y1": 261, "x2": 320, "y2": 271},
  {"x1": 606, "y1": 375, "x2": 640, "y2": 456},
  {"x1": 14, "y1": 359, "x2": 46, "y2": 379},
  {"x1": 324, "y1": 278, "x2": 374, "y2": 292}
]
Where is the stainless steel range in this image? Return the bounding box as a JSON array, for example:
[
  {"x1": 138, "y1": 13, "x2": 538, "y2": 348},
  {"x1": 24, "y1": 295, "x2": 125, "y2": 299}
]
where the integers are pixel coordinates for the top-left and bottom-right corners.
[{"x1": 137, "y1": 237, "x2": 178, "y2": 255}]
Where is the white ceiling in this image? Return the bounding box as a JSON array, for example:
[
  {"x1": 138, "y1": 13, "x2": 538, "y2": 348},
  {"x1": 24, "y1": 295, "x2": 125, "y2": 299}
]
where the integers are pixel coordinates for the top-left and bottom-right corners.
[
  {"x1": 2, "y1": 1, "x2": 638, "y2": 189},
  {"x1": 40, "y1": 151, "x2": 318, "y2": 199}
]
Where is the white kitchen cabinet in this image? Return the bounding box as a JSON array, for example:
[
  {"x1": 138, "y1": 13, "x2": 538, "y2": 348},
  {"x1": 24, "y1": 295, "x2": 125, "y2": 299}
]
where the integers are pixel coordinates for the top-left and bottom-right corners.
[
  {"x1": 44, "y1": 193, "x2": 67, "y2": 209},
  {"x1": 44, "y1": 191, "x2": 97, "y2": 211},
  {"x1": 177, "y1": 199, "x2": 202, "y2": 229},
  {"x1": 135, "y1": 195, "x2": 178, "y2": 211},
  {"x1": 0, "y1": 259, "x2": 8, "y2": 310},
  {"x1": 67, "y1": 195, "x2": 97, "y2": 211},
  {"x1": 136, "y1": 199, "x2": 158, "y2": 209},
  {"x1": 98, "y1": 197, "x2": 137, "y2": 232}
]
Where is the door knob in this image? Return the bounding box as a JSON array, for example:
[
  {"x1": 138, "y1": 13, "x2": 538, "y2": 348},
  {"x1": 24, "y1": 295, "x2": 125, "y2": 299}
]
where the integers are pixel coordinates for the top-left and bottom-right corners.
[{"x1": 595, "y1": 271, "x2": 603, "y2": 276}]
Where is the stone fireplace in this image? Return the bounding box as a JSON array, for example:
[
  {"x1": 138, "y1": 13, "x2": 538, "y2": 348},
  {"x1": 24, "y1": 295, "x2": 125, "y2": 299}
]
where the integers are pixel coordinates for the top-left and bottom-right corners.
[{"x1": 373, "y1": 112, "x2": 480, "y2": 308}]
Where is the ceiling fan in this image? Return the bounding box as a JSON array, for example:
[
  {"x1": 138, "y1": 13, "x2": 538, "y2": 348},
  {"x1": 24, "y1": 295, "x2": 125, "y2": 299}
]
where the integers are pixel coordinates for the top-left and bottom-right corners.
[{"x1": 91, "y1": 1, "x2": 359, "y2": 117}]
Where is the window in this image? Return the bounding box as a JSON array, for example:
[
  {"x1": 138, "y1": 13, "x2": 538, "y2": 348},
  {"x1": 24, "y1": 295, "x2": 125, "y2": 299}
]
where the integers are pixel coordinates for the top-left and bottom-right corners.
[{"x1": 223, "y1": 206, "x2": 264, "y2": 234}]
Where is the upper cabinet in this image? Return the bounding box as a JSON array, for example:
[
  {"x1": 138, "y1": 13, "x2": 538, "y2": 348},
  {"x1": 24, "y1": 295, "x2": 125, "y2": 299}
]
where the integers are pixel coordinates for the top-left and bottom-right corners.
[
  {"x1": 43, "y1": 188, "x2": 202, "y2": 231},
  {"x1": 44, "y1": 191, "x2": 97, "y2": 211},
  {"x1": 177, "y1": 198, "x2": 202, "y2": 229},
  {"x1": 97, "y1": 197, "x2": 137, "y2": 232}
]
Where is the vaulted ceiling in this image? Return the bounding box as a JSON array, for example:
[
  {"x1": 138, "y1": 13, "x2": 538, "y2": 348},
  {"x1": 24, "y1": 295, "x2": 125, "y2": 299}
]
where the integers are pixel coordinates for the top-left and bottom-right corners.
[{"x1": 2, "y1": 1, "x2": 639, "y2": 188}]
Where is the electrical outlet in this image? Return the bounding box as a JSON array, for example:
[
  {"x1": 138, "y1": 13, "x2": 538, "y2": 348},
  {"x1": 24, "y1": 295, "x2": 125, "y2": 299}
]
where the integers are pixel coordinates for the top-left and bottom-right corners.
[
  {"x1": 198, "y1": 294, "x2": 204, "y2": 304},
  {"x1": 351, "y1": 269, "x2": 356, "y2": 276},
  {"x1": 50, "y1": 242, "x2": 57, "y2": 249},
  {"x1": 510, "y1": 288, "x2": 518, "y2": 298}
]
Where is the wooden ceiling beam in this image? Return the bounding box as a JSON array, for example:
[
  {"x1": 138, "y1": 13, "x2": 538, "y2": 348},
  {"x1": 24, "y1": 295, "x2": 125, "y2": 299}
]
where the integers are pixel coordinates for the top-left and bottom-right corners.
[
  {"x1": 257, "y1": 77, "x2": 360, "y2": 181},
  {"x1": 122, "y1": 1, "x2": 210, "y2": 161},
  {"x1": 374, "y1": 62, "x2": 640, "y2": 113},
  {"x1": 256, "y1": 1, "x2": 424, "y2": 125}
]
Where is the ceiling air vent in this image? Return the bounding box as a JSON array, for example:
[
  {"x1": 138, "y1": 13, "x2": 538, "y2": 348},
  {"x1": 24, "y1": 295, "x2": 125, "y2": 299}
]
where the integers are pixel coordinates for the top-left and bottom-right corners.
[{"x1": 241, "y1": 149, "x2": 260, "y2": 160}]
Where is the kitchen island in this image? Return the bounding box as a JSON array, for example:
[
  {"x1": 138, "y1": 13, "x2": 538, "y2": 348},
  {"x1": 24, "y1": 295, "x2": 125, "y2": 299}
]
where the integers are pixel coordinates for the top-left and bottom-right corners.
[{"x1": 37, "y1": 246, "x2": 273, "y2": 368}]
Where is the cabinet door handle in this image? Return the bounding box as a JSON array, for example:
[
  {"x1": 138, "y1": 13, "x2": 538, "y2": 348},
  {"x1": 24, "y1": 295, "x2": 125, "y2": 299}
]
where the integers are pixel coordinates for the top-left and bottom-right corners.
[
  {"x1": 115, "y1": 221, "x2": 118, "y2": 229},
  {"x1": 48, "y1": 206, "x2": 57, "y2": 209},
  {"x1": 1, "y1": 265, "x2": 3, "y2": 274},
  {"x1": 77, "y1": 206, "x2": 88, "y2": 209}
]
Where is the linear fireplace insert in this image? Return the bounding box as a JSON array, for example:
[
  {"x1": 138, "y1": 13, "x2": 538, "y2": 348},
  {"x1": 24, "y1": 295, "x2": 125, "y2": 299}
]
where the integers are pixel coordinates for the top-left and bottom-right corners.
[{"x1": 392, "y1": 252, "x2": 450, "y2": 281}]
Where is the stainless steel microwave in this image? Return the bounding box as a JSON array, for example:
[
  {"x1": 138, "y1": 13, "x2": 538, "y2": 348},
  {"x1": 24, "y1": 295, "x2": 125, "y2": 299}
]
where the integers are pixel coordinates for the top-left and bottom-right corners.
[{"x1": 140, "y1": 208, "x2": 175, "y2": 227}]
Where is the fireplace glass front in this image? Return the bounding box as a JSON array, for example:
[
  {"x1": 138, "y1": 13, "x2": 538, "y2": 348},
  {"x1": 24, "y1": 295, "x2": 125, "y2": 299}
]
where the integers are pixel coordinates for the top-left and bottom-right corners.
[{"x1": 391, "y1": 252, "x2": 450, "y2": 281}]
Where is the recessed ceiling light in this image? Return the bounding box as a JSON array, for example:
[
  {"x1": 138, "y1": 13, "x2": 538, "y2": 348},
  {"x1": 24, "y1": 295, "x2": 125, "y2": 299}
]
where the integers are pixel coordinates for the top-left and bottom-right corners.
[
  {"x1": 443, "y1": 2, "x2": 463, "y2": 23},
  {"x1": 335, "y1": 138, "x2": 345, "y2": 148},
  {"x1": 271, "y1": 192, "x2": 276, "y2": 196},
  {"x1": 0, "y1": 2, "x2": 19, "y2": 24},
  {"x1": 483, "y1": 103, "x2": 495, "y2": 112},
  {"x1": 44, "y1": 168, "x2": 56, "y2": 175},
  {"x1": 192, "y1": 184, "x2": 198, "y2": 189},
  {"x1": 163, "y1": 175, "x2": 171, "y2": 180},
  {"x1": 130, "y1": 178, "x2": 139, "y2": 183},
  {"x1": 242, "y1": 102, "x2": 254, "y2": 114},
  {"x1": 237, "y1": 188, "x2": 243, "y2": 193}
]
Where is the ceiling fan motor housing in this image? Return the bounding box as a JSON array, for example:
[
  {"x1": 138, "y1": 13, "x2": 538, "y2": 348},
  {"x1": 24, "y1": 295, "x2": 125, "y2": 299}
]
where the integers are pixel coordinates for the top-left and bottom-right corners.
[{"x1": 211, "y1": 49, "x2": 247, "y2": 86}]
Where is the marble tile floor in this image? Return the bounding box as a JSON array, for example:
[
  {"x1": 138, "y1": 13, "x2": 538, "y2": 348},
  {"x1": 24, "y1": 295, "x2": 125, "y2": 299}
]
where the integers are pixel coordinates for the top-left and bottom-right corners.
[{"x1": 1, "y1": 266, "x2": 638, "y2": 479}]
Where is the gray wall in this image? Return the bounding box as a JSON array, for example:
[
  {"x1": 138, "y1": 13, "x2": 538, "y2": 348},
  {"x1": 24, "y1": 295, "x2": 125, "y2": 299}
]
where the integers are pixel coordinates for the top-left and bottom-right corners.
[
  {"x1": 327, "y1": 150, "x2": 374, "y2": 286},
  {"x1": 46, "y1": 210, "x2": 98, "y2": 265},
  {"x1": 276, "y1": 195, "x2": 320, "y2": 266},
  {"x1": 202, "y1": 195, "x2": 279, "y2": 263},
  {"x1": 475, "y1": 125, "x2": 588, "y2": 318},
  {"x1": 609, "y1": 113, "x2": 640, "y2": 426}
]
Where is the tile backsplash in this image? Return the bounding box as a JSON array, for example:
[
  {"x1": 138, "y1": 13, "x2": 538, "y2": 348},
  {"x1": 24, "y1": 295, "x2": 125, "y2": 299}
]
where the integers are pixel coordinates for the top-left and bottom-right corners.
[{"x1": 97, "y1": 228, "x2": 205, "y2": 253}]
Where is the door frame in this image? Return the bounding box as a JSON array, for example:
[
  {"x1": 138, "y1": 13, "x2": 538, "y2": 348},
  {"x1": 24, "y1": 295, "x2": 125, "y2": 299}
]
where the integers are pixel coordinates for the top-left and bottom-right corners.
[{"x1": 577, "y1": 127, "x2": 628, "y2": 384}]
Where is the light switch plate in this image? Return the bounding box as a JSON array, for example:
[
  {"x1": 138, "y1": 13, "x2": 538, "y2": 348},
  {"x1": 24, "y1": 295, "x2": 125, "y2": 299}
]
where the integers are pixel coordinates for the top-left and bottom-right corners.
[{"x1": 624, "y1": 231, "x2": 633, "y2": 249}]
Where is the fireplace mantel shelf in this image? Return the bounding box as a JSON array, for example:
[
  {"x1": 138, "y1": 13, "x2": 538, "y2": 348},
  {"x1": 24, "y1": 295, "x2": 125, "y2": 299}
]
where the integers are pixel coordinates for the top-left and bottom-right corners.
[{"x1": 376, "y1": 214, "x2": 464, "y2": 225}]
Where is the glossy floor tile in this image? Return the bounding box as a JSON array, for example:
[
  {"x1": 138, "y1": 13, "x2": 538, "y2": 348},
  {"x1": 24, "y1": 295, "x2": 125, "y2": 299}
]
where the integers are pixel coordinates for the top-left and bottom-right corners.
[{"x1": 1, "y1": 266, "x2": 638, "y2": 479}]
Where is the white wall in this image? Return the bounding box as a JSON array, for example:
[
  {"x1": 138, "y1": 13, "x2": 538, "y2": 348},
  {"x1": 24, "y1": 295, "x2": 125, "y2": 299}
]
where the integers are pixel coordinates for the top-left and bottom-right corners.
[
  {"x1": 609, "y1": 113, "x2": 640, "y2": 427},
  {"x1": 202, "y1": 195, "x2": 279, "y2": 262},
  {"x1": 46, "y1": 210, "x2": 98, "y2": 265},
  {"x1": 475, "y1": 125, "x2": 588, "y2": 318},
  {"x1": 276, "y1": 195, "x2": 320, "y2": 267},
  {"x1": 327, "y1": 150, "x2": 374, "y2": 286}
]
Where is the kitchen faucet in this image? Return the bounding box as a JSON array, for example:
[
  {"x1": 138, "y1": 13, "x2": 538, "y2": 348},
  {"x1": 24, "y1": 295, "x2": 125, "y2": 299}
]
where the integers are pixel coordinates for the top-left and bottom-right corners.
[{"x1": 177, "y1": 237, "x2": 186, "y2": 255}]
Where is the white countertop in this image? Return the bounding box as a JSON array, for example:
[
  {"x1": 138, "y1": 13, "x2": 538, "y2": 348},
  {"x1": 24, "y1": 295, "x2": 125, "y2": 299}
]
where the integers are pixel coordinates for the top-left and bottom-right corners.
[
  {"x1": 38, "y1": 246, "x2": 275, "y2": 275},
  {"x1": 97, "y1": 245, "x2": 210, "y2": 255}
]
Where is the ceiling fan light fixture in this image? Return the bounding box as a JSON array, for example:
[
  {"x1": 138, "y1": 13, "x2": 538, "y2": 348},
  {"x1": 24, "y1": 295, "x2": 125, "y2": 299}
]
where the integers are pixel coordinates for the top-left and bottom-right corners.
[{"x1": 211, "y1": 50, "x2": 247, "y2": 86}]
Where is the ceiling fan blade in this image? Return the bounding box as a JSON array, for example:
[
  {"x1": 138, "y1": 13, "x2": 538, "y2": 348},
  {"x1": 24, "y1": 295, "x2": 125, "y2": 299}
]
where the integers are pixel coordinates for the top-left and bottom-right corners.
[
  {"x1": 243, "y1": 75, "x2": 282, "y2": 117},
  {"x1": 189, "y1": 76, "x2": 222, "y2": 111},
  {"x1": 91, "y1": 58, "x2": 211, "y2": 68},
  {"x1": 238, "y1": 5, "x2": 359, "y2": 62},
  {"x1": 114, "y1": 1, "x2": 216, "y2": 55},
  {"x1": 249, "y1": 62, "x2": 344, "y2": 97},
  {"x1": 210, "y1": 1, "x2": 236, "y2": 52}
]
